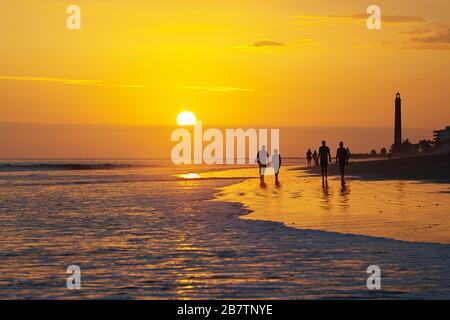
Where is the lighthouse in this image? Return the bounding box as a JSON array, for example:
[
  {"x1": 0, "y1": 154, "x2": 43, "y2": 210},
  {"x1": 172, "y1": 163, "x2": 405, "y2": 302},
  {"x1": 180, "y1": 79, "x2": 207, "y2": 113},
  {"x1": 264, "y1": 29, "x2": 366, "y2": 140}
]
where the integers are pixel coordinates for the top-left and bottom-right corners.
[{"x1": 394, "y1": 92, "x2": 402, "y2": 148}]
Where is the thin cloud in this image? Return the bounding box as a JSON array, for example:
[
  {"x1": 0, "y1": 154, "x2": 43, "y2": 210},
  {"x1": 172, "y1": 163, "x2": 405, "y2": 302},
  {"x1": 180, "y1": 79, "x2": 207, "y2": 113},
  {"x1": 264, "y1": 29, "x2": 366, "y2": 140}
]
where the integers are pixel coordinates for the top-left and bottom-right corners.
[
  {"x1": 180, "y1": 85, "x2": 253, "y2": 93},
  {"x1": 237, "y1": 38, "x2": 319, "y2": 50},
  {"x1": 237, "y1": 39, "x2": 285, "y2": 49},
  {"x1": 402, "y1": 44, "x2": 450, "y2": 50},
  {"x1": 0, "y1": 75, "x2": 254, "y2": 93},
  {"x1": 295, "y1": 14, "x2": 426, "y2": 24},
  {"x1": 411, "y1": 27, "x2": 450, "y2": 43},
  {"x1": 400, "y1": 23, "x2": 450, "y2": 50},
  {"x1": 352, "y1": 42, "x2": 391, "y2": 50},
  {"x1": 361, "y1": 14, "x2": 425, "y2": 23},
  {"x1": 247, "y1": 40, "x2": 284, "y2": 47},
  {"x1": 0, "y1": 75, "x2": 147, "y2": 88}
]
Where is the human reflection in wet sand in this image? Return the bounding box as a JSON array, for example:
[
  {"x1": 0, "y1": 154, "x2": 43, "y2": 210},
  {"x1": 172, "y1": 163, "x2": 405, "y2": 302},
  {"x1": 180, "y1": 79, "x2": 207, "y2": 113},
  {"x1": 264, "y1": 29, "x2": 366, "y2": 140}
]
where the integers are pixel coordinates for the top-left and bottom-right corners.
[
  {"x1": 339, "y1": 181, "x2": 351, "y2": 210},
  {"x1": 260, "y1": 180, "x2": 267, "y2": 189},
  {"x1": 320, "y1": 181, "x2": 332, "y2": 211},
  {"x1": 340, "y1": 180, "x2": 350, "y2": 194}
]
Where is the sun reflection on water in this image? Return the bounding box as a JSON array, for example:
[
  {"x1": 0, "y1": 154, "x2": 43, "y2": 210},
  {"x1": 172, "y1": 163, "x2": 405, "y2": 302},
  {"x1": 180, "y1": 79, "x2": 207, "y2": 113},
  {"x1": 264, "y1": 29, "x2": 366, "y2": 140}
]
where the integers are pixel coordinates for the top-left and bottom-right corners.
[{"x1": 178, "y1": 173, "x2": 201, "y2": 179}]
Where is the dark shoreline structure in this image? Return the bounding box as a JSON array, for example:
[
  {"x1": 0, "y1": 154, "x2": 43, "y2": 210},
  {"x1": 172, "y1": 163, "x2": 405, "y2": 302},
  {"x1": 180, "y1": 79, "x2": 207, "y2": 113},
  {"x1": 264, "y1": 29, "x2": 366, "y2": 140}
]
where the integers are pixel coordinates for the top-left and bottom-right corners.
[
  {"x1": 389, "y1": 92, "x2": 449, "y2": 156},
  {"x1": 299, "y1": 154, "x2": 450, "y2": 183}
]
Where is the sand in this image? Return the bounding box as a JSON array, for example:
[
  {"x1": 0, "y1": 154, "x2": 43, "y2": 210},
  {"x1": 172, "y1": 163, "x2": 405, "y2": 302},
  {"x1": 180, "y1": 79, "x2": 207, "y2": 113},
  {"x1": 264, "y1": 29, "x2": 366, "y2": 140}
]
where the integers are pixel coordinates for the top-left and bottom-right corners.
[{"x1": 213, "y1": 155, "x2": 450, "y2": 244}]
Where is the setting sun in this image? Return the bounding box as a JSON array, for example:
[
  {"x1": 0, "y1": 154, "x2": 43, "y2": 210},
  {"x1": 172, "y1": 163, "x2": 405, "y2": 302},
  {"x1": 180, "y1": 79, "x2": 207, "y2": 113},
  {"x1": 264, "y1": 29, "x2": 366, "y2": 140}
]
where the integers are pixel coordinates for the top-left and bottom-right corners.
[{"x1": 176, "y1": 111, "x2": 197, "y2": 126}]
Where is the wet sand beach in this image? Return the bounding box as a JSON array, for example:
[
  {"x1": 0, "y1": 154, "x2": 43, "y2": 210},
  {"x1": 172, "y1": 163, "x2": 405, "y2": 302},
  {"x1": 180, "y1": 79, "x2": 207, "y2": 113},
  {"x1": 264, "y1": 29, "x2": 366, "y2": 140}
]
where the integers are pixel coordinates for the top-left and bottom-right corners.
[{"x1": 215, "y1": 155, "x2": 450, "y2": 244}]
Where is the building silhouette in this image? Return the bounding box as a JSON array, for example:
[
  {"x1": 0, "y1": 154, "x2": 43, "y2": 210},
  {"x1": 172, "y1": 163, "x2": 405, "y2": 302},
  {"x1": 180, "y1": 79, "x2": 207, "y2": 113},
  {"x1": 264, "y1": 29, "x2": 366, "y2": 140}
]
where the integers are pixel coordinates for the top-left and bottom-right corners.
[
  {"x1": 391, "y1": 92, "x2": 419, "y2": 155},
  {"x1": 434, "y1": 126, "x2": 450, "y2": 154},
  {"x1": 394, "y1": 92, "x2": 402, "y2": 148},
  {"x1": 390, "y1": 92, "x2": 449, "y2": 155}
]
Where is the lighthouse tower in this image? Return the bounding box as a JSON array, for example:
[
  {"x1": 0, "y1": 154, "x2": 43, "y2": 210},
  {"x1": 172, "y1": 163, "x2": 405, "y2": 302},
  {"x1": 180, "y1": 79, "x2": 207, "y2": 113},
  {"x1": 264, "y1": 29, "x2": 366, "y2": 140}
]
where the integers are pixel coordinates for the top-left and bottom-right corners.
[{"x1": 394, "y1": 92, "x2": 402, "y2": 148}]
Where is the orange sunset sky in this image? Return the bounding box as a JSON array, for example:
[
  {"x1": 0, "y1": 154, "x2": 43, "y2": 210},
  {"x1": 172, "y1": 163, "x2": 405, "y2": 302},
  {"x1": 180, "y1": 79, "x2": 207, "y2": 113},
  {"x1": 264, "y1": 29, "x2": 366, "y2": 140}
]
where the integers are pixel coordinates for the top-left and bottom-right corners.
[{"x1": 0, "y1": 0, "x2": 449, "y2": 157}]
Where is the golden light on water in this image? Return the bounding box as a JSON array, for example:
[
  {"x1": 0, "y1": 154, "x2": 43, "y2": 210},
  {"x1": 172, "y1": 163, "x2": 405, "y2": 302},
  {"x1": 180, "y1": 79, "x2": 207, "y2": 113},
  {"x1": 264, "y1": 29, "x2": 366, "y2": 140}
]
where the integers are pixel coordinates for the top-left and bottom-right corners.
[
  {"x1": 178, "y1": 173, "x2": 201, "y2": 179},
  {"x1": 176, "y1": 111, "x2": 197, "y2": 126}
]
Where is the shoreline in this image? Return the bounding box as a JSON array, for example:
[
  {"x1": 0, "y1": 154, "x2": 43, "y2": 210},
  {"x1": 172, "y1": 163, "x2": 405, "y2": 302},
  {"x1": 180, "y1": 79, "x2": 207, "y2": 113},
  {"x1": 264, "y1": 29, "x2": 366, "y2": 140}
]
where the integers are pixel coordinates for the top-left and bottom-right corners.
[{"x1": 297, "y1": 154, "x2": 450, "y2": 183}]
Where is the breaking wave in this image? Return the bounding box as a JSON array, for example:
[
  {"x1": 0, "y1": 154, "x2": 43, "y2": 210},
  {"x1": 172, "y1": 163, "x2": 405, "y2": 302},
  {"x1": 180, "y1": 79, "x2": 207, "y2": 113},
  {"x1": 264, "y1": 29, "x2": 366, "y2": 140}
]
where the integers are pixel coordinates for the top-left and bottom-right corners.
[{"x1": 0, "y1": 163, "x2": 150, "y2": 172}]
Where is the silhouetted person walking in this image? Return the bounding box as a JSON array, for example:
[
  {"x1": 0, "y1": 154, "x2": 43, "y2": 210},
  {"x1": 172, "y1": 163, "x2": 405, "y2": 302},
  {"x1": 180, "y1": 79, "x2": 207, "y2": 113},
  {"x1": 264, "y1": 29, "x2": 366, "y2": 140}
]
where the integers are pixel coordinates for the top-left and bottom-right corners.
[
  {"x1": 318, "y1": 140, "x2": 331, "y2": 183},
  {"x1": 256, "y1": 145, "x2": 269, "y2": 183},
  {"x1": 306, "y1": 149, "x2": 313, "y2": 166},
  {"x1": 336, "y1": 141, "x2": 349, "y2": 181},
  {"x1": 313, "y1": 150, "x2": 318, "y2": 166},
  {"x1": 272, "y1": 149, "x2": 282, "y2": 185}
]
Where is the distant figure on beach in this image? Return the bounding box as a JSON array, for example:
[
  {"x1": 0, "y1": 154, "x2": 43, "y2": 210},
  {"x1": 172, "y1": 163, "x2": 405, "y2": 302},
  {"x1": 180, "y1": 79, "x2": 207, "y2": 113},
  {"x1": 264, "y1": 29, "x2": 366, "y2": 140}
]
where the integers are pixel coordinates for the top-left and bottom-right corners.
[
  {"x1": 318, "y1": 140, "x2": 331, "y2": 183},
  {"x1": 313, "y1": 150, "x2": 318, "y2": 166},
  {"x1": 306, "y1": 149, "x2": 313, "y2": 166},
  {"x1": 256, "y1": 145, "x2": 269, "y2": 183},
  {"x1": 336, "y1": 141, "x2": 349, "y2": 181},
  {"x1": 346, "y1": 147, "x2": 351, "y2": 160},
  {"x1": 272, "y1": 149, "x2": 282, "y2": 184}
]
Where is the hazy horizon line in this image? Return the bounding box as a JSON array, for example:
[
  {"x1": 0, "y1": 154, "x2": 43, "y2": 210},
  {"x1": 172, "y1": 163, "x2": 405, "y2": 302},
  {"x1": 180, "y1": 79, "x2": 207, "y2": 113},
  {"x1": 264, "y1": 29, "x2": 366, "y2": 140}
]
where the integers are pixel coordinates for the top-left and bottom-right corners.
[{"x1": 0, "y1": 121, "x2": 438, "y2": 131}]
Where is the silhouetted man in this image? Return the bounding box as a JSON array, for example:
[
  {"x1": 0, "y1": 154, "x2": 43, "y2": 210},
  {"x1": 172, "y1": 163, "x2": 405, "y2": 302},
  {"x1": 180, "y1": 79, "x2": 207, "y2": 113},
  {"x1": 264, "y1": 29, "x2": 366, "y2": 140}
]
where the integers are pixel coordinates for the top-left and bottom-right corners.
[
  {"x1": 336, "y1": 141, "x2": 349, "y2": 181},
  {"x1": 306, "y1": 149, "x2": 312, "y2": 166},
  {"x1": 318, "y1": 140, "x2": 331, "y2": 183},
  {"x1": 272, "y1": 148, "x2": 282, "y2": 184},
  {"x1": 313, "y1": 150, "x2": 318, "y2": 166},
  {"x1": 256, "y1": 145, "x2": 269, "y2": 183}
]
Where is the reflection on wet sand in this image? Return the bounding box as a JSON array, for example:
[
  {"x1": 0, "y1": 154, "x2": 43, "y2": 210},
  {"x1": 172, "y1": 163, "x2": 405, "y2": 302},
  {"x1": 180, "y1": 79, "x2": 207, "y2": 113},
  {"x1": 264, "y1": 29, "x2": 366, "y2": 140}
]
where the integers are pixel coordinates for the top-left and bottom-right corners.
[
  {"x1": 215, "y1": 167, "x2": 450, "y2": 244},
  {"x1": 338, "y1": 182, "x2": 351, "y2": 210},
  {"x1": 320, "y1": 183, "x2": 332, "y2": 211}
]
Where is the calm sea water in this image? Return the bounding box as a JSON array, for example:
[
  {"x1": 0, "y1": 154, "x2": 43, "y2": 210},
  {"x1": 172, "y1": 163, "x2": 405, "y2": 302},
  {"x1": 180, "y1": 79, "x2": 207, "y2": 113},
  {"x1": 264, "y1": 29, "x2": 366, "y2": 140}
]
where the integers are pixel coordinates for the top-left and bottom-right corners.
[{"x1": 0, "y1": 159, "x2": 449, "y2": 299}]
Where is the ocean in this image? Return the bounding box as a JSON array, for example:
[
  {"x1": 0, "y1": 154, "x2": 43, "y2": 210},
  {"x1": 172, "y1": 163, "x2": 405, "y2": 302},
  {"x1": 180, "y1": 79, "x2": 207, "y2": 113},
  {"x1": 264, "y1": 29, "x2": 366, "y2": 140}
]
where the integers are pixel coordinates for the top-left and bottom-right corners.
[{"x1": 0, "y1": 159, "x2": 449, "y2": 299}]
